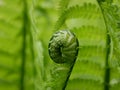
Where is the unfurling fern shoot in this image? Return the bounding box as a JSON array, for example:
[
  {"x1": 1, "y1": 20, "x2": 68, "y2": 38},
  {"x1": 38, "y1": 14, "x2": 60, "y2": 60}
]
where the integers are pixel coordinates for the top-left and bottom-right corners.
[{"x1": 48, "y1": 30, "x2": 79, "y2": 64}]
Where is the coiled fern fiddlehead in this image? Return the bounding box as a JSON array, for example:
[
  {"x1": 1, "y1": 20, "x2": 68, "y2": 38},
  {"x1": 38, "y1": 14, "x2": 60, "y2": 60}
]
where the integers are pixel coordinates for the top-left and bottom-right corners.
[
  {"x1": 48, "y1": 30, "x2": 79, "y2": 90},
  {"x1": 48, "y1": 30, "x2": 79, "y2": 64}
]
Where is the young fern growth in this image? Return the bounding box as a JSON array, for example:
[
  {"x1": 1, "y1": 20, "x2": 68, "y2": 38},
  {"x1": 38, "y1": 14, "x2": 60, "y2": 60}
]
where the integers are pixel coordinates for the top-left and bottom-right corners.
[
  {"x1": 48, "y1": 30, "x2": 79, "y2": 90},
  {"x1": 48, "y1": 30, "x2": 79, "y2": 64},
  {"x1": 46, "y1": 0, "x2": 80, "y2": 89},
  {"x1": 47, "y1": 0, "x2": 106, "y2": 89}
]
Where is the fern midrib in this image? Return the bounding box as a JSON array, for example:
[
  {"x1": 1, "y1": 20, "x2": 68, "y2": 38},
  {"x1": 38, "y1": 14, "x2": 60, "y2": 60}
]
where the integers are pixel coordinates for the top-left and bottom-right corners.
[
  {"x1": 62, "y1": 63, "x2": 76, "y2": 90},
  {"x1": 97, "y1": 1, "x2": 111, "y2": 90},
  {"x1": 21, "y1": 0, "x2": 28, "y2": 90},
  {"x1": 104, "y1": 35, "x2": 111, "y2": 90}
]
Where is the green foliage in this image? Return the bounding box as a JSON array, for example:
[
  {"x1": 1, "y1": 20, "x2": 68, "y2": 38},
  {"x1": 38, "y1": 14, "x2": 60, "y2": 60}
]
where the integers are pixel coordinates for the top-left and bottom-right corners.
[
  {"x1": 56, "y1": 0, "x2": 107, "y2": 89},
  {"x1": 0, "y1": 0, "x2": 34, "y2": 90},
  {"x1": 55, "y1": 2, "x2": 100, "y2": 31},
  {"x1": 97, "y1": 0, "x2": 120, "y2": 89},
  {"x1": 53, "y1": 0, "x2": 120, "y2": 90},
  {"x1": 0, "y1": 0, "x2": 120, "y2": 90}
]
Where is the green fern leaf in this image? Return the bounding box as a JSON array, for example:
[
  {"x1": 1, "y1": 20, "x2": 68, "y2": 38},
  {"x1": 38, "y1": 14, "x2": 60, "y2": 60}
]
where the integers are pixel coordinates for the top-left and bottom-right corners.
[
  {"x1": 97, "y1": 0, "x2": 120, "y2": 89},
  {"x1": 55, "y1": 3, "x2": 101, "y2": 31}
]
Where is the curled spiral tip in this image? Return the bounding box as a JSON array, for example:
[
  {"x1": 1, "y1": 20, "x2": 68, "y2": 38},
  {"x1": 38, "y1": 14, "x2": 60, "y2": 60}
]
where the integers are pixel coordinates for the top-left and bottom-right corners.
[{"x1": 48, "y1": 30, "x2": 79, "y2": 64}]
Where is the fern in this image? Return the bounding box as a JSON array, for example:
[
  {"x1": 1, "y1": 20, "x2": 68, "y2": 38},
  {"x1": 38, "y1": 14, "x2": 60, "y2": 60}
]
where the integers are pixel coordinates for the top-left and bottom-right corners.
[
  {"x1": 97, "y1": 0, "x2": 120, "y2": 89},
  {"x1": 53, "y1": 0, "x2": 106, "y2": 89},
  {"x1": 55, "y1": 2, "x2": 100, "y2": 31},
  {"x1": 1, "y1": 0, "x2": 120, "y2": 90},
  {"x1": 50, "y1": 0, "x2": 120, "y2": 90},
  {"x1": 58, "y1": 0, "x2": 70, "y2": 14}
]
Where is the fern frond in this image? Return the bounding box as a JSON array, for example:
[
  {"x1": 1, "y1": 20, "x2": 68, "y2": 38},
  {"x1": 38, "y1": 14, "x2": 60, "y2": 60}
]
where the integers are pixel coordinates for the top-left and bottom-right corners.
[
  {"x1": 97, "y1": 0, "x2": 120, "y2": 66},
  {"x1": 66, "y1": 77, "x2": 104, "y2": 90},
  {"x1": 58, "y1": 0, "x2": 70, "y2": 14},
  {"x1": 71, "y1": 26, "x2": 106, "y2": 46},
  {"x1": 55, "y1": 3, "x2": 100, "y2": 31},
  {"x1": 97, "y1": 0, "x2": 120, "y2": 89},
  {"x1": 70, "y1": 74, "x2": 103, "y2": 83}
]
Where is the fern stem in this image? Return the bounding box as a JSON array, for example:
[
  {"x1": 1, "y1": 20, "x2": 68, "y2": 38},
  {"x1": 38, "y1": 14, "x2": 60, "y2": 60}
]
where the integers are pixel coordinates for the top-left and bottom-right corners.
[
  {"x1": 97, "y1": 1, "x2": 111, "y2": 90},
  {"x1": 104, "y1": 35, "x2": 110, "y2": 90},
  {"x1": 21, "y1": 0, "x2": 28, "y2": 90},
  {"x1": 29, "y1": 29, "x2": 36, "y2": 89},
  {"x1": 62, "y1": 63, "x2": 76, "y2": 90}
]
